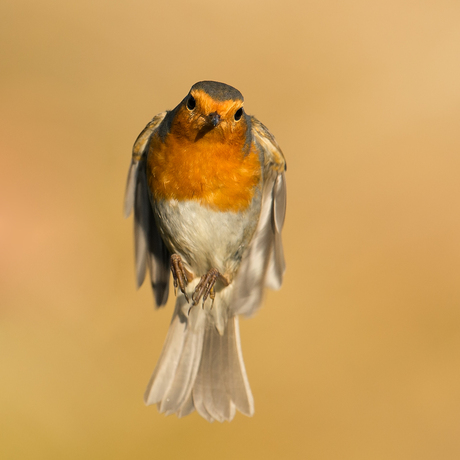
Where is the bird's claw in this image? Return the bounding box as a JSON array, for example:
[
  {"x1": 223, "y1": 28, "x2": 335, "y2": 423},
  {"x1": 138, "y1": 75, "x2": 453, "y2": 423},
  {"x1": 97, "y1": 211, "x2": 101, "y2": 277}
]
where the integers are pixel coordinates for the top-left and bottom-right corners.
[
  {"x1": 188, "y1": 268, "x2": 219, "y2": 314},
  {"x1": 170, "y1": 254, "x2": 189, "y2": 303}
]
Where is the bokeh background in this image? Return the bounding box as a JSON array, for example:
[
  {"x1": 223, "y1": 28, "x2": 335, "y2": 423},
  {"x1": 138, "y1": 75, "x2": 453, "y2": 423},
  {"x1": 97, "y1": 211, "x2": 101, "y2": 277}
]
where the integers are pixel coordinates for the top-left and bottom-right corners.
[{"x1": 2, "y1": 0, "x2": 460, "y2": 458}]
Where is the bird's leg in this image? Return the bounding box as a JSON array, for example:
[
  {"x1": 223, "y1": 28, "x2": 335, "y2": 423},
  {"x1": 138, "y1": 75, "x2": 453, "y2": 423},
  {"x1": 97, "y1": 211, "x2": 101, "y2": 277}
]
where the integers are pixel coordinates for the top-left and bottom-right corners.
[
  {"x1": 191, "y1": 268, "x2": 220, "y2": 310},
  {"x1": 170, "y1": 254, "x2": 192, "y2": 303}
]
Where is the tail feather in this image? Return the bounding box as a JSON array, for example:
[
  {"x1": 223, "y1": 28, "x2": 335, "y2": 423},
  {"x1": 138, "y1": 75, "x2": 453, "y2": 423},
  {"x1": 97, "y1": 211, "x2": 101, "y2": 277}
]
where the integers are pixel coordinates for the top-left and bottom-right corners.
[
  {"x1": 144, "y1": 297, "x2": 188, "y2": 405},
  {"x1": 195, "y1": 322, "x2": 223, "y2": 421},
  {"x1": 215, "y1": 321, "x2": 237, "y2": 422},
  {"x1": 144, "y1": 293, "x2": 254, "y2": 422},
  {"x1": 226, "y1": 316, "x2": 254, "y2": 416},
  {"x1": 159, "y1": 305, "x2": 205, "y2": 414},
  {"x1": 192, "y1": 365, "x2": 215, "y2": 422},
  {"x1": 195, "y1": 322, "x2": 234, "y2": 422},
  {"x1": 176, "y1": 391, "x2": 195, "y2": 418}
]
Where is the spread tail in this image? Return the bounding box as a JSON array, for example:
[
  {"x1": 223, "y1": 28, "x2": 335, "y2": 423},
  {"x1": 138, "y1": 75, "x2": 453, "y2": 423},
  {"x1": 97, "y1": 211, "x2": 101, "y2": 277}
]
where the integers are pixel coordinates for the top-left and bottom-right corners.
[{"x1": 144, "y1": 293, "x2": 254, "y2": 422}]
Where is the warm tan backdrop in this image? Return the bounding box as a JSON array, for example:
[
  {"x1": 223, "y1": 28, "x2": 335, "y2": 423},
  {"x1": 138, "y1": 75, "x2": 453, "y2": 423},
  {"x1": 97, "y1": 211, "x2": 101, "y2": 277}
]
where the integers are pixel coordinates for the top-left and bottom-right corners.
[{"x1": 1, "y1": 1, "x2": 460, "y2": 459}]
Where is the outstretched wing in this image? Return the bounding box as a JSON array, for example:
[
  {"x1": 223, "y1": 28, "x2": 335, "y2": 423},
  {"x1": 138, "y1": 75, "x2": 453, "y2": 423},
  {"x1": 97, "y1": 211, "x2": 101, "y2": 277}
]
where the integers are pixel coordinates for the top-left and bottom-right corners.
[
  {"x1": 231, "y1": 117, "x2": 287, "y2": 317},
  {"x1": 124, "y1": 112, "x2": 171, "y2": 307}
]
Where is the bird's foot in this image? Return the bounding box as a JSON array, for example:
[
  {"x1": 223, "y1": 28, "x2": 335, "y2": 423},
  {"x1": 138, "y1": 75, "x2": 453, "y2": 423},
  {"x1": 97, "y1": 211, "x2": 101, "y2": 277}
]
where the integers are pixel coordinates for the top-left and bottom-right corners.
[
  {"x1": 188, "y1": 268, "x2": 219, "y2": 314},
  {"x1": 170, "y1": 254, "x2": 191, "y2": 303}
]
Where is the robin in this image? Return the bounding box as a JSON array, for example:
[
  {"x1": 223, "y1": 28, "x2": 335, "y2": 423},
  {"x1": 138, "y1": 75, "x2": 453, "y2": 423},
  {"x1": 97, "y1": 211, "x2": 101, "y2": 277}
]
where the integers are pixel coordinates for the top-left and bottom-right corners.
[{"x1": 124, "y1": 81, "x2": 286, "y2": 422}]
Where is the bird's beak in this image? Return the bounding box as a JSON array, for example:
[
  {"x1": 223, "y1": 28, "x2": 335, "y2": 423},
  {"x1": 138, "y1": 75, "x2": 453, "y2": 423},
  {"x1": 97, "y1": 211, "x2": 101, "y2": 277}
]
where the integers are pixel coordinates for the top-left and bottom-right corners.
[{"x1": 207, "y1": 112, "x2": 221, "y2": 127}]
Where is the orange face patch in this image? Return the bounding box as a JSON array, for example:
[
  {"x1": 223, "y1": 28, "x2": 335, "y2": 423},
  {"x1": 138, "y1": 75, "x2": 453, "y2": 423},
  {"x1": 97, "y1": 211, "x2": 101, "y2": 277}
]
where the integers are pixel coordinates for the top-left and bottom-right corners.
[
  {"x1": 170, "y1": 90, "x2": 245, "y2": 143},
  {"x1": 147, "y1": 103, "x2": 261, "y2": 212}
]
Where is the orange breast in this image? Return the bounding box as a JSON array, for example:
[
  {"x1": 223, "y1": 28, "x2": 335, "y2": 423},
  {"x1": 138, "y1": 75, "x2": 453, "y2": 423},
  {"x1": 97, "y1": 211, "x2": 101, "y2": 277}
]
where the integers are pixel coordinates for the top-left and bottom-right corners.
[{"x1": 147, "y1": 132, "x2": 261, "y2": 213}]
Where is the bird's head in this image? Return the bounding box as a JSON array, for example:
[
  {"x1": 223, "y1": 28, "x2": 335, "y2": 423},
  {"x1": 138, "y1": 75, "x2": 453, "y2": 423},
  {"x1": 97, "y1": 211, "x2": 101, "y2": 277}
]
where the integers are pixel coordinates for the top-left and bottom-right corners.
[{"x1": 171, "y1": 81, "x2": 248, "y2": 143}]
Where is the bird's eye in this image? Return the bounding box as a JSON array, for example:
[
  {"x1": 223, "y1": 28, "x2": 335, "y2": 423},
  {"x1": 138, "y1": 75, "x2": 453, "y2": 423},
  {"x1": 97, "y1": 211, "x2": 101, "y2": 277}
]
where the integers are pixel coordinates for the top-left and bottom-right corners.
[
  {"x1": 186, "y1": 96, "x2": 196, "y2": 111},
  {"x1": 234, "y1": 107, "x2": 243, "y2": 121}
]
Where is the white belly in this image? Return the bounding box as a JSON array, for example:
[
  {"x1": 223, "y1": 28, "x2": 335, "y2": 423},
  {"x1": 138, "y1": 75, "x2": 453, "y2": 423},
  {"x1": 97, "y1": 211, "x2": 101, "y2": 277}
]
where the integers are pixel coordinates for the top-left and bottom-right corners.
[{"x1": 153, "y1": 198, "x2": 260, "y2": 278}]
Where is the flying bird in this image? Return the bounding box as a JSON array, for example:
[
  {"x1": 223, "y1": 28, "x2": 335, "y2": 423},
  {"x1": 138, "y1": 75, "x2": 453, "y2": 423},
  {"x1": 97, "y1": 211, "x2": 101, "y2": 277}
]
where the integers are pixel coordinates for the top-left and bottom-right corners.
[{"x1": 124, "y1": 81, "x2": 286, "y2": 422}]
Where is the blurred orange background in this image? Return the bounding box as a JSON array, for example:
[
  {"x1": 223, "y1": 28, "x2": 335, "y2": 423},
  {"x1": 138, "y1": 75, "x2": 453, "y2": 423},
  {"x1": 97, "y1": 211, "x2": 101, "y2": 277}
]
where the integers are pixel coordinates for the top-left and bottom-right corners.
[{"x1": 1, "y1": 1, "x2": 460, "y2": 458}]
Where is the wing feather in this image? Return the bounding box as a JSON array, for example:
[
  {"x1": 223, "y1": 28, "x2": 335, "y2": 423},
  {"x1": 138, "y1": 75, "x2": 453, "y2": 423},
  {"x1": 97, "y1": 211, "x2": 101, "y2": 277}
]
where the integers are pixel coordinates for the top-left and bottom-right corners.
[
  {"x1": 124, "y1": 113, "x2": 170, "y2": 307},
  {"x1": 231, "y1": 117, "x2": 286, "y2": 316}
]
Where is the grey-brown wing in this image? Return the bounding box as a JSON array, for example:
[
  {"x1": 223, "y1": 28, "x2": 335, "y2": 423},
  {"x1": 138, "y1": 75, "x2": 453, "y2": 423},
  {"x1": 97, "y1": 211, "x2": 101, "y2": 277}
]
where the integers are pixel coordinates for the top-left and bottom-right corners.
[
  {"x1": 231, "y1": 117, "x2": 286, "y2": 317},
  {"x1": 124, "y1": 112, "x2": 170, "y2": 307}
]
